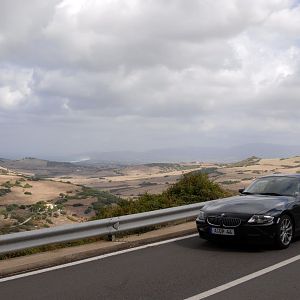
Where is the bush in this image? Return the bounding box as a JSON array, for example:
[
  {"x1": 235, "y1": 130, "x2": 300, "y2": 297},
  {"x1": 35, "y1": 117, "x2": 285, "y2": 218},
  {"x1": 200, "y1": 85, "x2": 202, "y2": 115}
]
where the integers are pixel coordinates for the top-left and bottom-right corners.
[
  {"x1": 23, "y1": 183, "x2": 33, "y2": 189},
  {"x1": 15, "y1": 180, "x2": 22, "y2": 186},
  {"x1": 30, "y1": 202, "x2": 47, "y2": 213},
  {"x1": 55, "y1": 198, "x2": 68, "y2": 205},
  {"x1": 69, "y1": 187, "x2": 120, "y2": 211},
  {"x1": 0, "y1": 188, "x2": 11, "y2": 196},
  {"x1": 167, "y1": 172, "x2": 228, "y2": 202},
  {"x1": 6, "y1": 204, "x2": 18, "y2": 212},
  {"x1": 84, "y1": 207, "x2": 92, "y2": 214},
  {"x1": 96, "y1": 173, "x2": 230, "y2": 219},
  {"x1": 1, "y1": 181, "x2": 13, "y2": 188}
]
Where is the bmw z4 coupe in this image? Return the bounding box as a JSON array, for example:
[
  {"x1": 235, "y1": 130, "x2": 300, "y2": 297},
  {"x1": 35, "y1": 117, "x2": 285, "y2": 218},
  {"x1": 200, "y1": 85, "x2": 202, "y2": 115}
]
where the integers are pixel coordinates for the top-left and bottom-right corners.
[{"x1": 196, "y1": 175, "x2": 300, "y2": 249}]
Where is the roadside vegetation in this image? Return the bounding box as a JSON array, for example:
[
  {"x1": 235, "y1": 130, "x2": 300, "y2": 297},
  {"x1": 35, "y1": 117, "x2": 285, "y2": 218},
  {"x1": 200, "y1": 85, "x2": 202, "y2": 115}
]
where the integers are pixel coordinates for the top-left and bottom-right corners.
[
  {"x1": 227, "y1": 156, "x2": 261, "y2": 168},
  {"x1": 96, "y1": 172, "x2": 231, "y2": 219},
  {"x1": 145, "y1": 163, "x2": 201, "y2": 173},
  {"x1": 0, "y1": 185, "x2": 121, "y2": 235}
]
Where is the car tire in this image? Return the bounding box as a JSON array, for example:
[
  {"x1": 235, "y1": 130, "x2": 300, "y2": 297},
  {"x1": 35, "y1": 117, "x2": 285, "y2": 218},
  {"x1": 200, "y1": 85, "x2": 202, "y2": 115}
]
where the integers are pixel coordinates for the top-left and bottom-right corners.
[{"x1": 275, "y1": 214, "x2": 294, "y2": 249}]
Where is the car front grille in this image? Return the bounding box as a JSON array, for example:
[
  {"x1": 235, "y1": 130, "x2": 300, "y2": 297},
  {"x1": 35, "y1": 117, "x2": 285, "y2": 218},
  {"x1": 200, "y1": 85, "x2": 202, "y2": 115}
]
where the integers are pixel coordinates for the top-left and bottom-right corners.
[{"x1": 207, "y1": 216, "x2": 241, "y2": 228}]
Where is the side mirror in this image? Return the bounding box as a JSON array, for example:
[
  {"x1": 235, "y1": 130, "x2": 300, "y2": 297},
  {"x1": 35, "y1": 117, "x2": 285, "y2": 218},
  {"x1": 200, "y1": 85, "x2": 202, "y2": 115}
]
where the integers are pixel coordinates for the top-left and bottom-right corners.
[{"x1": 239, "y1": 188, "x2": 245, "y2": 194}]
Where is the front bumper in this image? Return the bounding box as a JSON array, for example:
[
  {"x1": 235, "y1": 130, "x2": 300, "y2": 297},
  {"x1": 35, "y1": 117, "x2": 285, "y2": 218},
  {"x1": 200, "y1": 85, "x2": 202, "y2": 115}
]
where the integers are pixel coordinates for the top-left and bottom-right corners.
[{"x1": 196, "y1": 218, "x2": 277, "y2": 244}]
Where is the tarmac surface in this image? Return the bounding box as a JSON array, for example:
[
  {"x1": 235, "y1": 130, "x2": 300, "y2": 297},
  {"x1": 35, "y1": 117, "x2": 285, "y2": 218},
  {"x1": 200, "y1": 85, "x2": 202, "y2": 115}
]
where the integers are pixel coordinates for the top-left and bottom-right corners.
[{"x1": 1, "y1": 234, "x2": 300, "y2": 299}]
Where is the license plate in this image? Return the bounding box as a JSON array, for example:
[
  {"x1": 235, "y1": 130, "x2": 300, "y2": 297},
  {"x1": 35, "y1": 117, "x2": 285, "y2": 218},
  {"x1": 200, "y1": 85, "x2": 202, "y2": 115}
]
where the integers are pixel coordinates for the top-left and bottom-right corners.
[{"x1": 211, "y1": 227, "x2": 235, "y2": 236}]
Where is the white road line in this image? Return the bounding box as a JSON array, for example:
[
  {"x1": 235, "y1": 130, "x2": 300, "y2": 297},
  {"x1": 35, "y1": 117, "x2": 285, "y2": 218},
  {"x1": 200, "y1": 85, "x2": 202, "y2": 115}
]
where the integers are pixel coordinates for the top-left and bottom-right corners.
[
  {"x1": 185, "y1": 253, "x2": 300, "y2": 300},
  {"x1": 0, "y1": 233, "x2": 198, "y2": 283}
]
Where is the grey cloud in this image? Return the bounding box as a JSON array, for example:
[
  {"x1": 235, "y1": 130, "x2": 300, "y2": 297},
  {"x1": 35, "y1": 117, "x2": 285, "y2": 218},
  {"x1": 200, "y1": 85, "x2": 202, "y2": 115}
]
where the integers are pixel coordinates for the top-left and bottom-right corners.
[{"x1": 0, "y1": 0, "x2": 300, "y2": 158}]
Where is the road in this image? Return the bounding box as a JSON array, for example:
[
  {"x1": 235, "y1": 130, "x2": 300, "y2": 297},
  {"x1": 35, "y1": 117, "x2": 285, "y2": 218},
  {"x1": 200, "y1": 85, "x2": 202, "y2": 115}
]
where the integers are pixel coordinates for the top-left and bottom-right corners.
[{"x1": 1, "y1": 234, "x2": 300, "y2": 299}]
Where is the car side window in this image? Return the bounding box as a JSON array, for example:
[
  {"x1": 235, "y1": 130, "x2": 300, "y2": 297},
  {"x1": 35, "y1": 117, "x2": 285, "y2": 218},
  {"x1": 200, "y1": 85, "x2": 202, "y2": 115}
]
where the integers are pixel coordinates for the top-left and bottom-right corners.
[{"x1": 281, "y1": 181, "x2": 298, "y2": 195}]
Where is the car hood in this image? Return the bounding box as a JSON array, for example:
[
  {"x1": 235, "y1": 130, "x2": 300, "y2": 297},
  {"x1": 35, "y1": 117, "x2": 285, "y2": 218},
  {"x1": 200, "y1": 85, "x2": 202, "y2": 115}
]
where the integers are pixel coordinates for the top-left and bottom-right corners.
[{"x1": 202, "y1": 194, "x2": 293, "y2": 215}]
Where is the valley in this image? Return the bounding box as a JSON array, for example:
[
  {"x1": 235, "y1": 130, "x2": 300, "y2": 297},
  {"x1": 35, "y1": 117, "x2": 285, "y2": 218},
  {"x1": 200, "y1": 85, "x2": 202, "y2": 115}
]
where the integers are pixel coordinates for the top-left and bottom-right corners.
[{"x1": 1, "y1": 156, "x2": 300, "y2": 234}]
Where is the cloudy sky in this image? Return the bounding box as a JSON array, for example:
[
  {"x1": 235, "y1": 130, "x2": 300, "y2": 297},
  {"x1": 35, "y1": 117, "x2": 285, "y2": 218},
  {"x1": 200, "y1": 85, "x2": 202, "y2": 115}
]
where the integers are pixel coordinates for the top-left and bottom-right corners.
[{"x1": 1, "y1": 0, "x2": 300, "y2": 159}]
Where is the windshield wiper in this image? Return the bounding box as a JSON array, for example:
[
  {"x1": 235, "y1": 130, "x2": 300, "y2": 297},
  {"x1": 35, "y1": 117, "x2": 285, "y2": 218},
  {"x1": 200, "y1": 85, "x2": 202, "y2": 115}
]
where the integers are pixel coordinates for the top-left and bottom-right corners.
[{"x1": 259, "y1": 192, "x2": 284, "y2": 196}]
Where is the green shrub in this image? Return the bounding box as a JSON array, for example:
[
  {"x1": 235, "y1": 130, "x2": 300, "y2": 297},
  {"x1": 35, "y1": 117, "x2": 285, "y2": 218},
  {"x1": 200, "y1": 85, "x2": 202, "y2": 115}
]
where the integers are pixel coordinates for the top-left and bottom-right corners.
[
  {"x1": 30, "y1": 201, "x2": 46, "y2": 212},
  {"x1": 6, "y1": 204, "x2": 18, "y2": 212},
  {"x1": 69, "y1": 187, "x2": 120, "y2": 211},
  {"x1": 192, "y1": 167, "x2": 224, "y2": 176},
  {"x1": 15, "y1": 180, "x2": 22, "y2": 186},
  {"x1": 84, "y1": 208, "x2": 92, "y2": 214},
  {"x1": 55, "y1": 198, "x2": 68, "y2": 205},
  {"x1": 0, "y1": 188, "x2": 11, "y2": 196},
  {"x1": 96, "y1": 173, "x2": 230, "y2": 219},
  {"x1": 23, "y1": 183, "x2": 33, "y2": 189},
  {"x1": 1, "y1": 181, "x2": 13, "y2": 188}
]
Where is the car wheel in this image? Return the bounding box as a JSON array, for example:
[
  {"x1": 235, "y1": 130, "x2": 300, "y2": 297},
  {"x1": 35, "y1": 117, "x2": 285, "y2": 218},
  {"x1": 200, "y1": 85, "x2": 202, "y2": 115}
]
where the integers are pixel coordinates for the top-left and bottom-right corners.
[{"x1": 275, "y1": 214, "x2": 294, "y2": 249}]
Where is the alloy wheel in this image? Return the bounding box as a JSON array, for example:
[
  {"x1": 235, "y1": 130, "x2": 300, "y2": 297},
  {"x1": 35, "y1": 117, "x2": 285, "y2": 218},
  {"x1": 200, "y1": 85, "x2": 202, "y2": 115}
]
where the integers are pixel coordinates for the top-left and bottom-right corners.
[{"x1": 280, "y1": 217, "x2": 293, "y2": 246}]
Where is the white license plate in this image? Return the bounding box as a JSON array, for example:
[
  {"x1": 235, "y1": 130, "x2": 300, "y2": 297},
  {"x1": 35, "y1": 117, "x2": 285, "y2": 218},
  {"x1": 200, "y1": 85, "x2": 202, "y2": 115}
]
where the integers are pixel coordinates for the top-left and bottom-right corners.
[{"x1": 211, "y1": 227, "x2": 235, "y2": 236}]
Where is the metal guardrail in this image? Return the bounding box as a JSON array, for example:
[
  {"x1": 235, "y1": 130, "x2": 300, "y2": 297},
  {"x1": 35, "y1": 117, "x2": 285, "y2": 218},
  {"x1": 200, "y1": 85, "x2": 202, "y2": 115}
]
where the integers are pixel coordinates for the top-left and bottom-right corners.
[{"x1": 0, "y1": 203, "x2": 203, "y2": 255}]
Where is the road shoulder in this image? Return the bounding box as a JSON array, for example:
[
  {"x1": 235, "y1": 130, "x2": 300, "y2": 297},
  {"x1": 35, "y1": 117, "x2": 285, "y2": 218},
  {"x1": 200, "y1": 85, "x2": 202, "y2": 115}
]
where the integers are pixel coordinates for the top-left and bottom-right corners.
[{"x1": 0, "y1": 221, "x2": 196, "y2": 278}]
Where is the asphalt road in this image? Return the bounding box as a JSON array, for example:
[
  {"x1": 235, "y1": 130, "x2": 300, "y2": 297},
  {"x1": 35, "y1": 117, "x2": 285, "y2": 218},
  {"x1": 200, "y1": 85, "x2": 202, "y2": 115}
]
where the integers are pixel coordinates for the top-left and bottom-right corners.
[{"x1": 2, "y1": 234, "x2": 300, "y2": 300}]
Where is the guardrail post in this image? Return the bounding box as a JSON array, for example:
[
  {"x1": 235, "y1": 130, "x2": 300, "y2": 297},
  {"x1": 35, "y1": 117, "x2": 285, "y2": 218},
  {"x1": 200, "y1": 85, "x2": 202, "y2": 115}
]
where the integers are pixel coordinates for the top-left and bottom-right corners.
[{"x1": 107, "y1": 234, "x2": 116, "y2": 242}]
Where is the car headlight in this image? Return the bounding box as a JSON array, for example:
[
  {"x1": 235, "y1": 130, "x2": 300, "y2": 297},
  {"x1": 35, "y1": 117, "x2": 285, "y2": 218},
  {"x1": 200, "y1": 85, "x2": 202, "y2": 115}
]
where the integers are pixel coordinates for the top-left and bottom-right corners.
[
  {"x1": 197, "y1": 211, "x2": 206, "y2": 221},
  {"x1": 248, "y1": 215, "x2": 274, "y2": 225}
]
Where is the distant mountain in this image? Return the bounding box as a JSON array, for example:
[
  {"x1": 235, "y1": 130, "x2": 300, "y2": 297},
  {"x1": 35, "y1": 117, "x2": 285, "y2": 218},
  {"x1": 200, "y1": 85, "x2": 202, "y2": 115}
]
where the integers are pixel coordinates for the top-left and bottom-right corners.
[
  {"x1": 2, "y1": 143, "x2": 300, "y2": 166},
  {"x1": 74, "y1": 143, "x2": 300, "y2": 164},
  {"x1": 0, "y1": 157, "x2": 97, "y2": 177}
]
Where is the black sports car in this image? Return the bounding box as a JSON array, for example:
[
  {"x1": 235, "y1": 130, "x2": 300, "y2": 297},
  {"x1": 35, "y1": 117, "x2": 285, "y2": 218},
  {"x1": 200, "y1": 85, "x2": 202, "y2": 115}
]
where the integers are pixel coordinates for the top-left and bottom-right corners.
[{"x1": 196, "y1": 174, "x2": 300, "y2": 248}]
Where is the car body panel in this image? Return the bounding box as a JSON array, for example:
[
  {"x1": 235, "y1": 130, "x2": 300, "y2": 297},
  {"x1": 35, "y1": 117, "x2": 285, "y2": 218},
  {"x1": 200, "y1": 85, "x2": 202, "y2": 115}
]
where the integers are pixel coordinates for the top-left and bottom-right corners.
[
  {"x1": 196, "y1": 175, "x2": 300, "y2": 246},
  {"x1": 202, "y1": 195, "x2": 294, "y2": 215}
]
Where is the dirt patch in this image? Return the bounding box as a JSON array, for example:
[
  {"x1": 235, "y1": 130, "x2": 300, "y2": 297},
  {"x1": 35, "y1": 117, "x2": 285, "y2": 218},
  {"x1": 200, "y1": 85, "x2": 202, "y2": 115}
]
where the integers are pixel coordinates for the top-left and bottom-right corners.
[{"x1": 0, "y1": 177, "x2": 78, "y2": 205}]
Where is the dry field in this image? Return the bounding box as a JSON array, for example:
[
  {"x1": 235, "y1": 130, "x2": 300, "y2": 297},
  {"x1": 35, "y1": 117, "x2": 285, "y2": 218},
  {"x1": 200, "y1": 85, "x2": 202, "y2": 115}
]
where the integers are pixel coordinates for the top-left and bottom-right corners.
[
  {"x1": 0, "y1": 171, "x2": 97, "y2": 232},
  {"x1": 51, "y1": 162, "x2": 216, "y2": 197},
  {"x1": 51, "y1": 157, "x2": 300, "y2": 198},
  {"x1": 212, "y1": 156, "x2": 300, "y2": 191},
  {"x1": 0, "y1": 175, "x2": 78, "y2": 205},
  {"x1": 1, "y1": 156, "x2": 300, "y2": 233}
]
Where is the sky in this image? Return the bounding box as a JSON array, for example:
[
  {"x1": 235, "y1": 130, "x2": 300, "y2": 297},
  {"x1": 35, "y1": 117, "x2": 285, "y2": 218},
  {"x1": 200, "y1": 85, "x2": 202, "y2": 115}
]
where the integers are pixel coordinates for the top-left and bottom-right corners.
[{"x1": 1, "y1": 0, "x2": 300, "y2": 159}]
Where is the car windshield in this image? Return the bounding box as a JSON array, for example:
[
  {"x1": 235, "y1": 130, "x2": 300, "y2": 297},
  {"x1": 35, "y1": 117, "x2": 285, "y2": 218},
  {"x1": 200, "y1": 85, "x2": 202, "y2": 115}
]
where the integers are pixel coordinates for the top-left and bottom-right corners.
[{"x1": 244, "y1": 176, "x2": 300, "y2": 197}]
